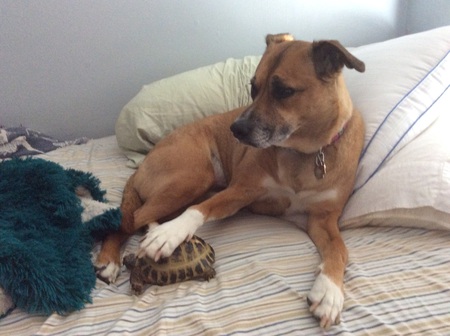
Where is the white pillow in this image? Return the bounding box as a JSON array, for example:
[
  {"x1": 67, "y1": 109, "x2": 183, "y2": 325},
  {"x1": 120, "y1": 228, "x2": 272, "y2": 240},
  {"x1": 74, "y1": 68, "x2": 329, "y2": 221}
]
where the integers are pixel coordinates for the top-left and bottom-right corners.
[
  {"x1": 343, "y1": 27, "x2": 450, "y2": 192},
  {"x1": 115, "y1": 26, "x2": 450, "y2": 230},
  {"x1": 115, "y1": 56, "x2": 260, "y2": 167},
  {"x1": 341, "y1": 103, "x2": 450, "y2": 231},
  {"x1": 340, "y1": 26, "x2": 450, "y2": 229}
]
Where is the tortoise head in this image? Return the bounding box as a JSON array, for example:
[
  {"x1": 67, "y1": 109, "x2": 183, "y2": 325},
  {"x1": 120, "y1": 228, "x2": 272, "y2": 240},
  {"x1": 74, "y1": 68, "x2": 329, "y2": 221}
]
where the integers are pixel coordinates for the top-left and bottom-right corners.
[{"x1": 123, "y1": 253, "x2": 137, "y2": 270}]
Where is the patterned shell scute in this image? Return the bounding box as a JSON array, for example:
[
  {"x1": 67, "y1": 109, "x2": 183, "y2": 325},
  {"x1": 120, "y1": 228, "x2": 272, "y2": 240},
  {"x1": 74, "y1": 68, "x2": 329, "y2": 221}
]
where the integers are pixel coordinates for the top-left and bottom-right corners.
[{"x1": 123, "y1": 235, "x2": 216, "y2": 295}]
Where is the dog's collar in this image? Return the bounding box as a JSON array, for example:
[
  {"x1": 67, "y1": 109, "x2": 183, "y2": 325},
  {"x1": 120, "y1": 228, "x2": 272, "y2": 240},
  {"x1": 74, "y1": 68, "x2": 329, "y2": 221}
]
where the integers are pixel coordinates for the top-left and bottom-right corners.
[
  {"x1": 314, "y1": 122, "x2": 347, "y2": 179},
  {"x1": 329, "y1": 123, "x2": 347, "y2": 146}
]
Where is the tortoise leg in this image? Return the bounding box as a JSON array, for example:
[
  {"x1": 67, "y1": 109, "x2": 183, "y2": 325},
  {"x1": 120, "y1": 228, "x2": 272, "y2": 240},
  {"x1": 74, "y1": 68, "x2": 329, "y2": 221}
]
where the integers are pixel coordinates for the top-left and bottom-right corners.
[{"x1": 204, "y1": 268, "x2": 216, "y2": 281}]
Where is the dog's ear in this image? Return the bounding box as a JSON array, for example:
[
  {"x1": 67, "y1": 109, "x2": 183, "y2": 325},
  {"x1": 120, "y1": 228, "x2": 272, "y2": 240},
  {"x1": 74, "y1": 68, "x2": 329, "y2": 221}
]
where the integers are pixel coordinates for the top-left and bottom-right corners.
[
  {"x1": 312, "y1": 40, "x2": 365, "y2": 80},
  {"x1": 266, "y1": 33, "x2": 294, "y2": 46}
]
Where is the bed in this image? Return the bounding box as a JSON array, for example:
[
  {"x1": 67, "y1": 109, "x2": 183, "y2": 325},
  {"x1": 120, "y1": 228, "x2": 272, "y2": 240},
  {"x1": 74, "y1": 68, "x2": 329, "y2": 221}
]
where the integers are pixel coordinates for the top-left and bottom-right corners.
[{"x1": 1, "y1": 27, "x2": 450, "y2": 335}]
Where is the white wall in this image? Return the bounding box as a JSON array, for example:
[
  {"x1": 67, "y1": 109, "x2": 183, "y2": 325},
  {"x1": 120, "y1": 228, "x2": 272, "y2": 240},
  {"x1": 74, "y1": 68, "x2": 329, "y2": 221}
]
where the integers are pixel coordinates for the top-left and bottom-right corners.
[
  {"x1": 1, "y1": 0, "x2": 406, "y2": 139},
  {"x1": 406, "y1": 0, "x2": 450, "y2": 34}
]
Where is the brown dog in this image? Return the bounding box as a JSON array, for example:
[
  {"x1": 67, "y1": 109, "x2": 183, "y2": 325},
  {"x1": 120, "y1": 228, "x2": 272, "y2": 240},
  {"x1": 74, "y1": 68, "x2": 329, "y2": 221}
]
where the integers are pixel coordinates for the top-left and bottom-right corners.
[{"x1": 96, "y1": 33, "x2": 365, "y2": 329}]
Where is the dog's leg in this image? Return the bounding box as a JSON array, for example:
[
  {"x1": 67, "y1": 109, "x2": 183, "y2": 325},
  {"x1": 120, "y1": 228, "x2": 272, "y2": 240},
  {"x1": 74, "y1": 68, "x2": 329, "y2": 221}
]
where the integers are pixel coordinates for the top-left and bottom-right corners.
[
  {"x1": 139, "y1": 184, "x2": 265, "y2": 261},
  {"x1": 306, "y1": 211, "x2": 348, "y2": 329},
  {"x1": 96, "y1": 160, "x2": 218, "y2": 283},
  {"x1": 95, "y1": 232, "x2": 131, "y2": 283},
  {"x1": 95, "y1": 173, "x2": 142, "y2": 283}
]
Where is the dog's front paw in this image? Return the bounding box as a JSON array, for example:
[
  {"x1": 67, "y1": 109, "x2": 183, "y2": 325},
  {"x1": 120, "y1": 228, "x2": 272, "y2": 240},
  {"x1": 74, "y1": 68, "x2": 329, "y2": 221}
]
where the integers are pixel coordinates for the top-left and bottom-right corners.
[
  {"x1": 138, "y1": 209, "x2": 204, "y2": 261},
  {"x1": 138, "y1": 222, "x2": 188, "y2": 261},
  {"x1": 307, "y1": 271, "x2": 344, "y2": 329},
  {"x1": 94, "y1": 261, "x2": 121, "y2": 284}
]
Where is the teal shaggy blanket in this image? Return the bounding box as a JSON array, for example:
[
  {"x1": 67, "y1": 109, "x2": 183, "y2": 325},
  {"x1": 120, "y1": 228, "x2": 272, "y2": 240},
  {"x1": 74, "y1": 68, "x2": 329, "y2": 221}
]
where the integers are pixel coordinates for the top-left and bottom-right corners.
[{"x1": 0, "y1": 158, "x2": 121, "y2": 316}]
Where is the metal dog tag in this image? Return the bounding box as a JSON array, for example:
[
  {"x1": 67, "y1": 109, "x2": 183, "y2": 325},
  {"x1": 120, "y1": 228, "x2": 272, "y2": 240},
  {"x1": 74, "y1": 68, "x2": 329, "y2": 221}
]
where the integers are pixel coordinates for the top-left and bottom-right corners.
[{"x1": 314, "y1": 149, "x2": 327, "y2": 179}]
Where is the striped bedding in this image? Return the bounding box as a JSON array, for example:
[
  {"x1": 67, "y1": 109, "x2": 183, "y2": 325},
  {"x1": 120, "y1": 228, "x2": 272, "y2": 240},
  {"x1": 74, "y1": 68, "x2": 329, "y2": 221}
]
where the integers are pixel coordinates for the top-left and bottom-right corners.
[{"x1": 1, "y1": 136, "x2": 449, "y2": 335}]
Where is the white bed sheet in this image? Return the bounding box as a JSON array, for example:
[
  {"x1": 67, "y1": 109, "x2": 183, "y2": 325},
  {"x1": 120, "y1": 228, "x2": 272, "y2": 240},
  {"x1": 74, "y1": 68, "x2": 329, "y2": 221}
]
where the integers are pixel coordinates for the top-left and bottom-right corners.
[{"x1": 1, "y1": 136, "x2": 449, "y2": 335}]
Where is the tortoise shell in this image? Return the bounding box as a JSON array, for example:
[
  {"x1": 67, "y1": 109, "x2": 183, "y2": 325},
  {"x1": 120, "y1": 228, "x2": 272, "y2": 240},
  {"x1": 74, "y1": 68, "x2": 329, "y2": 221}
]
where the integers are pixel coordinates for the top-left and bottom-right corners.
[{"x1": 123, "y1": 235, "x2": 216, "y2": 294}]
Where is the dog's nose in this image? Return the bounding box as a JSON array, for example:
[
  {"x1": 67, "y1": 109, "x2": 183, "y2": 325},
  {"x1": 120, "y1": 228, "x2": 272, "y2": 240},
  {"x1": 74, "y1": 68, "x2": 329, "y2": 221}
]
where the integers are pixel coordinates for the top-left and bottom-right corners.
[{"x1": 230, "y1": 119, "x2": 252, "y2": 140}]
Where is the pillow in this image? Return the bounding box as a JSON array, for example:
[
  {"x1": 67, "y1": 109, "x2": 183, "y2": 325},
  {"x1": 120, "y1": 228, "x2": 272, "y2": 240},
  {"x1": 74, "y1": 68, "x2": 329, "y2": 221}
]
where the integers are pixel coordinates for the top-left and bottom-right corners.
[
  {"x1": 340, "y1": 104, "x2": 450, "y2": 231},
  {"x1": 115, "y1": 56, "x2": 260, "y2": 167},
  {"x1": 340, "y1": 26, "x2": 450, "y2": 230},
  {"x1": 116, "y1": 26, "x2": 450, "y2": 230}
]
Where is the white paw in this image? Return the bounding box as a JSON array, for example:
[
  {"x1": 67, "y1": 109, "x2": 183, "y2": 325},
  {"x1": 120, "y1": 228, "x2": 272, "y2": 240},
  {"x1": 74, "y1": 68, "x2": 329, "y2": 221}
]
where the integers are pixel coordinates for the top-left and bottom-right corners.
[
  {"x1": 138, "y1": 209, "x2": 204, "y2": 261},
  {"x1": 95, "y1": 261, "x2": 121, "y2": 284},
  {"x1": 307, "y1": 272, "x2": 344, "y2": 329}
]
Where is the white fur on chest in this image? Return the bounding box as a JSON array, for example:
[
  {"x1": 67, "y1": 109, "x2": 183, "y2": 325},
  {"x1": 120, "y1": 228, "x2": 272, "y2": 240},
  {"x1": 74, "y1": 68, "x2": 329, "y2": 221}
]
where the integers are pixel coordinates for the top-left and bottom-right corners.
[{"x1": 262, "y1": 177, "x2": 338, "y2": 215}]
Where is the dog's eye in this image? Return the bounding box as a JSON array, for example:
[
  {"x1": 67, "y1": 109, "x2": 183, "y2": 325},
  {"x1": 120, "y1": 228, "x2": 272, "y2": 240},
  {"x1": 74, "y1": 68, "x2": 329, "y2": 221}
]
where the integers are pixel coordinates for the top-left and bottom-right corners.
[
  {"x1": 250, "y1": 77, "x2": 258, "y2": 100},
  {"x1": 271, "y1": 76, "x2": 297, "y2": 100},
  {"x1": 273, "y1": 86, "x2": 295, "y2": 99},
  {"x1": 250, "y1": 83, "x2": 258, "y2": 100}
]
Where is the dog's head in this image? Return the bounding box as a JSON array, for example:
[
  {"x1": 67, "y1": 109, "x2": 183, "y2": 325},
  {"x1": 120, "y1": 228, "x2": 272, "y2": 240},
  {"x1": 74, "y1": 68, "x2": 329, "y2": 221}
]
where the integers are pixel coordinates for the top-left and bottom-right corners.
[{"x1": 230, "y1": 34, "x2": 365, "y2": 153}]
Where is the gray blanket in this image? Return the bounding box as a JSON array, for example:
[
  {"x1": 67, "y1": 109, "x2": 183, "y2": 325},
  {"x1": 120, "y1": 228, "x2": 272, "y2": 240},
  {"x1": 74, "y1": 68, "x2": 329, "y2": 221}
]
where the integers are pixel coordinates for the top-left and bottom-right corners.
[{"x1": 0, "y1": 126, "x2": 89, "y2": 159}]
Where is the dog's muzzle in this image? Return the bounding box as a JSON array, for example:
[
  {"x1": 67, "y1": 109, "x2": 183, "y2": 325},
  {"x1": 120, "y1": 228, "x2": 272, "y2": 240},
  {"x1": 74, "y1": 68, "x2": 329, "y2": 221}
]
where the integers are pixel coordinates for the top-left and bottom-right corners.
[
  {"x1": 230, "y1": 118, "x2": 270, "y2": 148},
  {"x1": 231, "y1": 116, "x2": 293, "y2": 148},
  {"x1": 230, "y1": 119, "x2": 253, "y2": 142}
]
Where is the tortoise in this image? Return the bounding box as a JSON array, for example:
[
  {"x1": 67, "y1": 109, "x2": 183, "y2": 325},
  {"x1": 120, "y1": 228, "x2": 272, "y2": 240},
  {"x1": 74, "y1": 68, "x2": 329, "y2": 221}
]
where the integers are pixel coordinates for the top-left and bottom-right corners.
[{"x1": 123, "y1": 235, "x2": 216, "y2": 294}]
